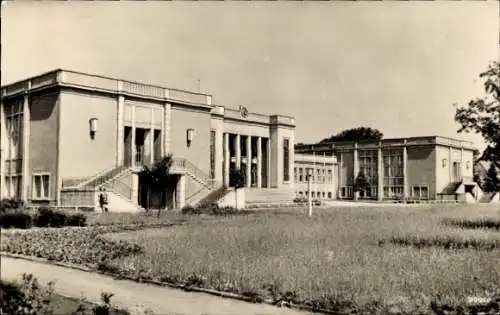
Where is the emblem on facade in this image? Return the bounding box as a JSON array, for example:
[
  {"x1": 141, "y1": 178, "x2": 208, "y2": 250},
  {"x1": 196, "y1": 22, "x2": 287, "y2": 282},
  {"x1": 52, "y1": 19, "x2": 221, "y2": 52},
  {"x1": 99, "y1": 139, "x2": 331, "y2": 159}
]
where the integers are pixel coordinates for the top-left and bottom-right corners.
[{"x1": 239, "y1": 105, "x2": 249, "y2": 118}]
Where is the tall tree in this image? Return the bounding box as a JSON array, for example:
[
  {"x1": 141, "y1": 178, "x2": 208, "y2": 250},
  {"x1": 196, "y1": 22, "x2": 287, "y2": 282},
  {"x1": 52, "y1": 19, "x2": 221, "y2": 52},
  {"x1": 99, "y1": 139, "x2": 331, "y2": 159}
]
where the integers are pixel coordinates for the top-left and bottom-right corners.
[
  {"x1": 319, "y1": 127, "x2": 383, "y2": 143},
  {"x1": 455, "y1": 61, "x2": 500, "y2": 163},
  {"x1": 483, "y1": 163, "x2": 500, "y2": 193}
]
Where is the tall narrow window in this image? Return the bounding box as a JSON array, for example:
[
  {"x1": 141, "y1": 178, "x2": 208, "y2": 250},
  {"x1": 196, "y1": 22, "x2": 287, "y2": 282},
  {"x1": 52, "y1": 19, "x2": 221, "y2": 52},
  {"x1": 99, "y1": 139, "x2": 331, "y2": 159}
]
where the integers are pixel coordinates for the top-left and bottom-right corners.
[
  {"x1": 32, "y1": 174, "x2": 50, "y2": 200},
  {"x1": 453, "y1": 161, "x2": 461, "y2": 181},
  {"x1": 210, "y1": 130, "x2": 216, "y2": 179},
  {"x1": 283, "y1": 138, "x2": 290, "y2": 182}
]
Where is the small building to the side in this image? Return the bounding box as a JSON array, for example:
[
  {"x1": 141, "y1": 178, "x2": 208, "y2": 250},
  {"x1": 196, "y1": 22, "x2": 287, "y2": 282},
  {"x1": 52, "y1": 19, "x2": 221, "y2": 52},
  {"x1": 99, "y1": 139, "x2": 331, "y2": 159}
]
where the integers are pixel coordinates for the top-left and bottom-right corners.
[
  {"x1": 293, "y1": 153, "x2": 338, "y2": 201},
  {"x1": 295, "y1": 136, "x2": 480, "y2": 202}
]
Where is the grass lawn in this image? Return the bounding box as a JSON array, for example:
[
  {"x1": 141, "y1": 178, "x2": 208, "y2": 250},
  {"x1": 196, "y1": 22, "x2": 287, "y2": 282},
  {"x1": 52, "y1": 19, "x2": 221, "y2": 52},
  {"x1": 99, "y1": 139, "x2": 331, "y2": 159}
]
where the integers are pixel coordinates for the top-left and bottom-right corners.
[
  {"x1": 2, "y1": 203, "x2": 500, "y2": 314},
  {"x1": 99, "y1": 204, "x2": 500, "y2": 312}
]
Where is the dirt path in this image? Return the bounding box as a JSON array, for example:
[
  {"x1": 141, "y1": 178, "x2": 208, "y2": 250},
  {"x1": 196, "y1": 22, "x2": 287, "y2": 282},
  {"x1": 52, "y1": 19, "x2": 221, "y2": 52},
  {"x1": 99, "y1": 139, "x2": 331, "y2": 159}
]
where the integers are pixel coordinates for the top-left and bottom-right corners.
[{"x1": 1, "y1": 256, "x2": 313, "y2": 315}]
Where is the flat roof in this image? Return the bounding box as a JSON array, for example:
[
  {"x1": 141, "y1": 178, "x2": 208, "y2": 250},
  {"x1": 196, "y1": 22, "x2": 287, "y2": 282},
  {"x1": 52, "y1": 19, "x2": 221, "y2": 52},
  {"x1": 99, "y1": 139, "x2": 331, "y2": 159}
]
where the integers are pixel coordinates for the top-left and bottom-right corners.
[
  {"x1": 295, "y1": 136, "x2": 476, "y2": 151},
  {"x1": 1, "y1": 69, "x2": 295, "y2": 125}
]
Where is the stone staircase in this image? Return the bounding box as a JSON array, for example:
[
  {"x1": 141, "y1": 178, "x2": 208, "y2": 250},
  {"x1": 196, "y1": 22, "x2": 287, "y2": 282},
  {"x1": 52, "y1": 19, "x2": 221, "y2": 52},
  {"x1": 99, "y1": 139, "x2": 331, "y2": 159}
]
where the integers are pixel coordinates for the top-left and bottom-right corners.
[
  {"x1": 61, "y1": 158, "x2": 223, "y2": 211},
  {"x1": 61, "y1": 165, "x2": 142, "y2": 212}
]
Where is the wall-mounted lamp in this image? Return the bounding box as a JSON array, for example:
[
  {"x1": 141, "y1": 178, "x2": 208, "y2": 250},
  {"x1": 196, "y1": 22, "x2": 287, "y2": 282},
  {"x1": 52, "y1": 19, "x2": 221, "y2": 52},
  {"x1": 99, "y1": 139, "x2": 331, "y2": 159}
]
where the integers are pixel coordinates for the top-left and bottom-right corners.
[
  {"x1": 442, "y1": 158, "x2": 447, "y2": 168},
  {"x1": 186, "y1": 128, "x2": 194, "y2": 147},
  {"x1": 89, "y1": 118, "x2": 98, "y2": 140}
]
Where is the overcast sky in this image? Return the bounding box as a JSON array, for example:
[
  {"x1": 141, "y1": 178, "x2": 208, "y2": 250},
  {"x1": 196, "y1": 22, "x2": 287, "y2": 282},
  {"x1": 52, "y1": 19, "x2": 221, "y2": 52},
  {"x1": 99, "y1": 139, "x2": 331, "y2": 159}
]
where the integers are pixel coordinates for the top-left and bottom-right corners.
[{"x1": 2, "y1": 1, "x2": 498, "y2": 149}]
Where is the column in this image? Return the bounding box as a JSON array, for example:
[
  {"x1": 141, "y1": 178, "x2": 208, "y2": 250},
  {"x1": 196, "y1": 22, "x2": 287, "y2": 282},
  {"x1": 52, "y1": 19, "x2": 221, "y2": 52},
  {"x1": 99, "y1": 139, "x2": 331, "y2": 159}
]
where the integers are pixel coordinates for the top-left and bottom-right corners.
[
  {"x1": 246, "y1": 135, "x2": 251, "y2": 187},
  {"x1": 177, "y1": 175, "x2": 186, "y2": 209},
  {"x1": 116, "y1": 82, "x2": 125, "y2": 166},
  {"x1": 403, "y1": 142, "x2": 408, "y2": 200},
  {"x1": 256, "y1": 137, "x2": 262, "y2": 188},
  {"x1": 131, "y1": 105, "x2": 136, "y2": 167},
  {"x1": 163, "y1": 102, "x2": 171, "y2": 156},
  {"x1": 224, "y1": 133, "x2": 230, "y2": 187},
  {"x1": 22, "y1": 93, "x2": 30, "y2": 201},
  {"x1": 131, "y1": 173, "x2": 139, "y2": 206},
  {"x1": 338, "y1": 152, "x2": 343, "y2": 198},
  {"x1": 267, "y1": 138, "x2": 271, "y2": 188},
  {"x1": 448, "y1": 146, "x2": 452, "y2": 183},
  {"x1": 377, "y1": 143, "x2": 383, "y2": 201},
  {"x1": 353, "y1": 142, "x2": 359, "y2": 179},
  {"x1": 0, "y1": 101, "x2": 5, "y2": 199},
  {"x1": 460, "y1": 145, "x2": 464, "y2": 180},
  {"x1": 149, "y1": 108, "x2": 154, "y2": 165},
  {"x1": 235, "y1": 134, "x2": 241, "y2": 170},
  {"x1": 353, "y1": 143, "x2": 359, "y2": 201}
]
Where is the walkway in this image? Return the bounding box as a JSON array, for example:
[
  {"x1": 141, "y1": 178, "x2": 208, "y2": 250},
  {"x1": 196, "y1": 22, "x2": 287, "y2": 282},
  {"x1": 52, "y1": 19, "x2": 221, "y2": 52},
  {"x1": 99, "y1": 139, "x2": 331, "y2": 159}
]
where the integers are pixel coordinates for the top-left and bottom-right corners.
[{"x1": 1, "y1": 256, "x2": 313, "y2": 315}]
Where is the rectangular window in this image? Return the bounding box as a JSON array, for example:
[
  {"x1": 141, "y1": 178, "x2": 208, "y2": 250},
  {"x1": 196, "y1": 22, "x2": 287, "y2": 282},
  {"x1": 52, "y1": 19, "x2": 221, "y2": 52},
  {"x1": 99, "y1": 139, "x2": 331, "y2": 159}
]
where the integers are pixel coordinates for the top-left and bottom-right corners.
[
  {"x1": 412, "y1": 186, "x2": 429, "y2": 200},
  {"x1": 283, "y1": 138, "x2": 290, "y2": 182},
  {"x1": 299, "y1": 168, "x2": 303, "y2": 182},
  {"x1": 32, "y1": 174, "x2": 50, "y2": 200},
  {"x1": 210, "y1": 130, "x2": 216, "y2": 179}
]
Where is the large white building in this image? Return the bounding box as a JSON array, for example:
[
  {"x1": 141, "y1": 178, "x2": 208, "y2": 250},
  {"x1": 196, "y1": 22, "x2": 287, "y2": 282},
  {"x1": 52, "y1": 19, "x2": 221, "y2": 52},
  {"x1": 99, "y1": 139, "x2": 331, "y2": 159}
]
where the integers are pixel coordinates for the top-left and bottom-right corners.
[{"x1": 0, "y1": 69, "x2": 295, "y2": 210}]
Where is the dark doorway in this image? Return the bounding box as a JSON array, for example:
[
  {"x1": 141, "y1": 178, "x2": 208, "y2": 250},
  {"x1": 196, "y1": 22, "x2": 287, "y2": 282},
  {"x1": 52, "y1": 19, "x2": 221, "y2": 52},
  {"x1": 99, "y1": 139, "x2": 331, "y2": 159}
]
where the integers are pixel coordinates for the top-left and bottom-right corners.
[{"x1": 138, "y1": 174, "x2": 178, "y2": 210}]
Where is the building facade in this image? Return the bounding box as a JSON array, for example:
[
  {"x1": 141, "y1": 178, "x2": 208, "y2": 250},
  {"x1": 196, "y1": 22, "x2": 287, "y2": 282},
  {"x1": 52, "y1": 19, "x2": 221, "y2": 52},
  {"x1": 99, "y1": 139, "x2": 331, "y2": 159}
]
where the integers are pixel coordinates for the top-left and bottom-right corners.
[
  {"x1": 0, "y1": 69, "x2": 295, "y2": 209},
  {"x1": 294, "y1": 153, "x2": 337, "y2": 200},
  {"x1": 295, "y1": 137, "x2": 477, "y2": 201}
]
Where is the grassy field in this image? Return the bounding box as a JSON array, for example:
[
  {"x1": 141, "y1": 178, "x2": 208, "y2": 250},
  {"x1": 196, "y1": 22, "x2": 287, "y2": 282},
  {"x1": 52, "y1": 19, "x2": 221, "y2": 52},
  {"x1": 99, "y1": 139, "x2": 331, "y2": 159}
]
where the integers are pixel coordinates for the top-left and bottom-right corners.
[
  {"x1": 2, "y1": 203, "x2": 499, "y2": 314},
  {"x1": 99, "y1": 204, "x2": 500, "y2": 312}
]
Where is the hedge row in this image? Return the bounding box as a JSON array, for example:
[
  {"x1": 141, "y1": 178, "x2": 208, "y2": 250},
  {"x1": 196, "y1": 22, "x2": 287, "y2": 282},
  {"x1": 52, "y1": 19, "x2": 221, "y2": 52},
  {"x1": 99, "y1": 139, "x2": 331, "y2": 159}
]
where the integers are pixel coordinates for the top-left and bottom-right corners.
[{"x1": 0, "y1": 207, "x2": 86, "y2": 229}]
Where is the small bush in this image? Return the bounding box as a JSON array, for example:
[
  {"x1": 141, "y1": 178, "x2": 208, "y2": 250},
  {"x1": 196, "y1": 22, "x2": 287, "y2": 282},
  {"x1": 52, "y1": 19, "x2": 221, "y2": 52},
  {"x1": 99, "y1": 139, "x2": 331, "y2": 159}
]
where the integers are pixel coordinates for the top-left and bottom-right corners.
[
  {"x1": 0, "y1": 198, "x2": 24, "y2": 213},
  {"x1": 34, "y1": 207, "x2": 69, "y2": 228},
  {"x1": 0, "y1": 273, "x2": 54, "y2": 315},
  {"x1": 0, "y1": 211, "x2": 33, "y2": 229},
  {"x1": 181, "y1": 205, "x2": 202, "y2": 215},
  {"x1": 64, "y1": 213, "x2": 87, "y2": 227}
]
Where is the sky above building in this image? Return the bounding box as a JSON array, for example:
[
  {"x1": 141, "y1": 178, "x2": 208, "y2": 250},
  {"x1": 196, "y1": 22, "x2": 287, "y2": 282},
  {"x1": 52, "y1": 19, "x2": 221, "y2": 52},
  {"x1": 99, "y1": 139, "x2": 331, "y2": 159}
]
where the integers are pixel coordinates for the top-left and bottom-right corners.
[{"x1": 2, "y1": 1, "x2": 498, "y2": 150}]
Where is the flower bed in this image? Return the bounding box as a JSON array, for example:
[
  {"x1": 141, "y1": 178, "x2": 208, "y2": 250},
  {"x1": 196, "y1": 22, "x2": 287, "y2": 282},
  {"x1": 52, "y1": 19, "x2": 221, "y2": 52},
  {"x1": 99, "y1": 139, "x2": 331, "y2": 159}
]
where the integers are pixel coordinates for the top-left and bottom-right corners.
[{"x1": 1, "y1": 226, "x2": 143, "y2": 267}]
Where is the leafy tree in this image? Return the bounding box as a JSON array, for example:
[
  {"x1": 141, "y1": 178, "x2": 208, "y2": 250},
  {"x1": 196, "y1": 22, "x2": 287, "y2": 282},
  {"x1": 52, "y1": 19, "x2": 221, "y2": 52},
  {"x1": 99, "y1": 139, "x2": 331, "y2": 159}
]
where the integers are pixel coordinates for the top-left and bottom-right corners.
[
  {"x1": 483, "y1": 163, "x2": 500, "y2": 193},
  {"x1": 455, "y1": 61, "x2": 500, "y2": 163},
  {"x1": 229, "y1": 168, "x2": 246, "y2": 209},
  {"x1": 229, "y1": 168, "x2": 245, "y2": 189},
  {"x1": 138, "y1": 155, "x2": 173, "y2": 215},
  {"x1": 319, "y1": 127, "x2": 383, "y2": 143},
  {"x1": 353, "y1": 170, "x2": 371, "y2": 196}
]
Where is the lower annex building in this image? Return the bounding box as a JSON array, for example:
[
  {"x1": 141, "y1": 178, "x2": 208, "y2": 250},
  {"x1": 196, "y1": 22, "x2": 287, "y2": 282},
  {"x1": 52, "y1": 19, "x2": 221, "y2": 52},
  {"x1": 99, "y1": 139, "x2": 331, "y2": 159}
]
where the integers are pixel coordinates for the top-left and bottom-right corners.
[{"x1": 295, "y1": 137, "x2": 482, "y2": 202}]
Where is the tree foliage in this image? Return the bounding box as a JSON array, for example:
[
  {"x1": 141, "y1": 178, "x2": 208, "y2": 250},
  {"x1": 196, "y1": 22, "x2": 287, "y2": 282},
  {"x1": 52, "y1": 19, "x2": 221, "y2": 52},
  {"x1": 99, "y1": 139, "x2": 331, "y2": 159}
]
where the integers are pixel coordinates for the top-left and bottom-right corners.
[
  {"x1": 483, "y1": 163, "x2": 500, "y2": 193},
  {"x1": 319, "y1": 127, "x2": 383, "y2": 143},
  {"x1": 138, "y1": 155, "x2": 173, "y2": 189},
  {"x1": 229, "y1": 168, "x2": 245, "y2": 189},
  {"x1": 455, "y1": 61, "x2": 500, "y2": 163},
  {"x1": 138, "y1": 155, "x2": 173, "y2": 213},
  {"x1": 353, "y1": 170, "x2": 371, "y2": 193}
]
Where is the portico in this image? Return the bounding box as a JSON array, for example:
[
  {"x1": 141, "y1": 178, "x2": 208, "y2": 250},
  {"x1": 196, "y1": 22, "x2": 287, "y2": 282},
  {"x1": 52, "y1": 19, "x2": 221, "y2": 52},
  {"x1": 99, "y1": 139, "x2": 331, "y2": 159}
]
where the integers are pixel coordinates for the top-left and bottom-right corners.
[{"x1": 223, "y1": 133, "x2": 269, "y2": 188}]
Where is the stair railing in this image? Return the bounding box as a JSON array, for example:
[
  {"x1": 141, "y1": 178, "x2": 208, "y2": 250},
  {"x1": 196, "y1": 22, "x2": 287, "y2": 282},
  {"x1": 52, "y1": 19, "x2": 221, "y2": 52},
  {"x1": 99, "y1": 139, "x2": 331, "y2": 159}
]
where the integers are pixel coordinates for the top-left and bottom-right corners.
[
  {"x1": 84, "y1": 165, "x2": 129, "y2": 189},
  {"x1": 172, "y1": 158, "x2": 215, "y2": 188}
]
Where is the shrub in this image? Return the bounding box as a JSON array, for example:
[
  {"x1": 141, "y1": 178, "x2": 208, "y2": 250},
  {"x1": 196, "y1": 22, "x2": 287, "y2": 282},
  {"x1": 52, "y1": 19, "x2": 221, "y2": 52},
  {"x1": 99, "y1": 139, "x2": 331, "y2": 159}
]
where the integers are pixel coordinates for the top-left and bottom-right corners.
[
  {"x1": 0, "y1": 211, "x2": 33, "y2": 229},
  {"x1": 33, "y1": 207, "x2": 84, "y2": 228},
  {"x1": 0, "y1": 273, "x2": 54, "y2": 315},
  {"x1": 64, "y1": 213, "x2": 87, "y2": 227},
  {"x1": 181, "y1": 205, "x2": 202, "y2": 215},
  {"x1": 0, "y1": 198, "x2": 24, "y2": 213}
]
